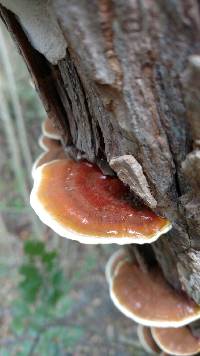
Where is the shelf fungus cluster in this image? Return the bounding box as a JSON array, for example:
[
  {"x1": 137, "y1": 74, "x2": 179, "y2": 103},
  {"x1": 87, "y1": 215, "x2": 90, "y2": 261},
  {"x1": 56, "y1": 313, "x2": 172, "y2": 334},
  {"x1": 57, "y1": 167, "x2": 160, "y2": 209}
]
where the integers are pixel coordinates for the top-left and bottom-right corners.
[
  {"x1": 106, "y1": 249, "x2": 200, "y2": 355},
  {"x1": 31, "y1": 117, "x2": 64, "y2": 179},
  {"x1": 29, "y1": 116, "x2": 200, "y2": 355}
]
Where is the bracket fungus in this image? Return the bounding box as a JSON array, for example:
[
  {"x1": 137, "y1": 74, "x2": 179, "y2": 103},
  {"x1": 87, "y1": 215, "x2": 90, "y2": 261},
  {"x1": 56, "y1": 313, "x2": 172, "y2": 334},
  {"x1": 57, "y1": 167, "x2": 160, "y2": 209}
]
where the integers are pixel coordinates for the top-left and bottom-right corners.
[
  {"x1": 105, "y1": 248, "x2": 128, "y2": 283},
  {"x1": 42, "y1": 117, "x2": 61, "y2": 140},
  {"x1": 32, "y1": 148, "x2": 65, "y2": 179},
  {"x1": 38, "y1": 135, "x2": 61, "y2": 151},
  {"x1": 137, "y1": 325, "x2": 160, "y2": 354},
  {"x1": 30, "y1": 159, "x2": 171, "y2": 244},
  {"x1": 151, "y1": 326, "x2": 200, "y2": 356},
  {"x1": 106, "y1": 250, "x2": 200, "y2": 327}
]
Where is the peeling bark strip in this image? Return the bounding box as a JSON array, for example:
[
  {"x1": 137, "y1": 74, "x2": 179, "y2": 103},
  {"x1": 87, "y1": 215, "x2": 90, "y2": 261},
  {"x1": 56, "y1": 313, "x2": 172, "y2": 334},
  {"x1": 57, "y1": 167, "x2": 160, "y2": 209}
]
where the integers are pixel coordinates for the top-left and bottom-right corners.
[
  {"x1": 0, "y1": 0, "x2": 67, "y2": 64},
  {"x1": 0, "y1": 5, "x2": 70, "y2": 141},
  {"x1": 110, "y1": 155, "x2": 157, "y2": 209},
  {"x1": 1, "y1": 1, "x2": 200, "y2": 312}
]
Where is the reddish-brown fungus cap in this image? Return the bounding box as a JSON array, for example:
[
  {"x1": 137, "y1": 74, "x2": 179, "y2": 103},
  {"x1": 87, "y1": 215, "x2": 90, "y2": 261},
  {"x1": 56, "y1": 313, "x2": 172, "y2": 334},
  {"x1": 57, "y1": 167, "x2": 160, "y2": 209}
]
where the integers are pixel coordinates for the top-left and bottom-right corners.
[
  {"x1": 151, "y1": 326, "x2": 200, "y2": 355},
  {"x1": 30, "y1": 159, "x2": 171, "y2": 244},
  {"x1": 42, "y1": 118, "x2": 61, "y2": 140},
  {"x1": 32, "y1": 149, "x2": 66, "y2": 179},
  {"x1": 38, "y1": 135, "x2": 61, "y2": 151},
  {"x1": 137, "y1": 325, "x2": 160, "y2": 354},
  {"x1": 108, "y1": 251, "x2": 200, "y2": 326}
]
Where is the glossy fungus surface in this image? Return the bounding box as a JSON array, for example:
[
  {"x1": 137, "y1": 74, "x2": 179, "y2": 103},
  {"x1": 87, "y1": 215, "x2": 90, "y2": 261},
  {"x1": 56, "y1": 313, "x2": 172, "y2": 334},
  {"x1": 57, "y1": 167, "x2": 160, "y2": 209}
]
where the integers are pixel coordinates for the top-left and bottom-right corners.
[
  {"x1": 152, "y1": 326, "x2": 200, "y2": 355},
  {"x1": 30, "y1": 159, "x2": 171, "y2": 244},
  {"x1": 110, "y1": 257, "x2": 200, "y2": 326}
]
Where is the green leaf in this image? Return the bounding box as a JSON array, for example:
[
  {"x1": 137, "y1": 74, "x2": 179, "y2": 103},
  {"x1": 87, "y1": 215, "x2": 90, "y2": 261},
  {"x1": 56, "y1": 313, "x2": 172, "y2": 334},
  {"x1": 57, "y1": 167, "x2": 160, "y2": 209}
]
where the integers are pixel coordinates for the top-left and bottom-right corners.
[
  {"x1": 19, "y1": 269, "x2": 43, "y2": 303},
  {"x1": 24, "y1": 240, "x2": 45, "y2": 256},
  {"x1": 51, "y1": 270, "x2": 64, "y2": 287},
  {"x1": 20, "y1": 281, "x2": 41, "y2": 303},
  {"x1": 19, "y1": 264, "x2": 41, "y2": 283},
  {"x1": 42, "y1": 251, "x2": 57, "y2": 266},
  {"x1": 48, "y1": 289, "x2": 63, "y2": 305}
]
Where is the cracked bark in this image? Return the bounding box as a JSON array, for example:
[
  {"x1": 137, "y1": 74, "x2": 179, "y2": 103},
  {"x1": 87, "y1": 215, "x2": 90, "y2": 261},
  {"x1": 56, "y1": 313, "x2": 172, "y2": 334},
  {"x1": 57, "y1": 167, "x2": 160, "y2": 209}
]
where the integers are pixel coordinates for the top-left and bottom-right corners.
[{"x1": 1, "y1": 0, "x2": 200, "y2": 328}]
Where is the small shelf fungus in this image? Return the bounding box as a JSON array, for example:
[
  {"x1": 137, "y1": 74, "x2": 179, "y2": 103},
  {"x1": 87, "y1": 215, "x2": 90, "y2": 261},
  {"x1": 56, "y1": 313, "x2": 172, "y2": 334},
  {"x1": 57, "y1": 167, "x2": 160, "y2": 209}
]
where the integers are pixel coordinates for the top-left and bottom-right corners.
[
  {"x1": 105, "y1": 248, "x2": 128, "y2": 283},
  {"x1": 42, "y1": 117, "x2": 61, "y2": 140},
  {"x1": 38, "y1": 135, "x2": 61, "y2": 151},
  {"x1": 106, "y1": 250, "x2": 200, "y2": 326},
  {"x1": 151, "y1": 326, "x2": 200, "y2": 355},
  {"x1": 30, "y1": 159, "x2": 171, "y2": 244},
  {"x1": 137, "y1": 325, "x2": 160, "y2": 354}
]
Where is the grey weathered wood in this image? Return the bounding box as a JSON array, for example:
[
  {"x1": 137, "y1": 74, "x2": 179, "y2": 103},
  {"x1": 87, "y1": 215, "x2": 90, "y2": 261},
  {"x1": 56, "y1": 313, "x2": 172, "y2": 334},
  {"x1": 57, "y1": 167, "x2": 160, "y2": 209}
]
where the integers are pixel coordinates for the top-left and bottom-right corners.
[{"x1": 1, "y1": 1, "x2": 200, "y2": 311}]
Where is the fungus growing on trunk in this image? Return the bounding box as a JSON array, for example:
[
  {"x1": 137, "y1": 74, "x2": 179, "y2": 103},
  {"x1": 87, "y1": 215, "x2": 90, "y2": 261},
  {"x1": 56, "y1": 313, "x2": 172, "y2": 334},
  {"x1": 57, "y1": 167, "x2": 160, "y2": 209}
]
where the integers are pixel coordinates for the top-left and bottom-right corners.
[
  {"x1": 32, "y1": 149, "x2": 65, "y2": 179},
  {"x1": 151, "y1": 326, "x2": 200, "y2": 355},
  {"x1": 38, "y1": 135, "x2": 61, "y2": 151},
  {"x1": 105, "y1": 249, "x2": 128, "y2": 283},
  {"x1": 30, "y1": 159, "x2": 171, "y2": 244},
  {"x1": 137, "y1": 325, "x2": 160, "y2": 354},
  {"x1": 106, "y1": 250, "x2": 200, "y2": 326},
  {"x1": 42, "y1": 117, "x2": 61, "y2": 140}
]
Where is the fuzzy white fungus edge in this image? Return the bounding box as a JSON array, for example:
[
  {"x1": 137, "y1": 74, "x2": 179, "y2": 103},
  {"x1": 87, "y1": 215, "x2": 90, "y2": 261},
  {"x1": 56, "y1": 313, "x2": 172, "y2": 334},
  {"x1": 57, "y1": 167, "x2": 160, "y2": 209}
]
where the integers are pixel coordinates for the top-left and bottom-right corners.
[
  {"x1": 42, "y1": 120, "x2": 61, "y2": 140},
  {"x1": 105, "y1": 249, "x2": 128, "y2": 283},
  {"x1": 137, "y1": 325, "x2": 158, "y2": 354},
  {"x1": 31, "y1": 152, "x2": 49, "y2": 180}
]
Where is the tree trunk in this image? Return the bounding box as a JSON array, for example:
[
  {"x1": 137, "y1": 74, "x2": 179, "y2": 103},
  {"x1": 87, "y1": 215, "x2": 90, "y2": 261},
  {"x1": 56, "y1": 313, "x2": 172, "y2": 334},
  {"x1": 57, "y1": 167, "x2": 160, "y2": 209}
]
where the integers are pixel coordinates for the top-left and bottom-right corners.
[{"x1": 1, "y1": 0, "x2": 200, "y2": 318}]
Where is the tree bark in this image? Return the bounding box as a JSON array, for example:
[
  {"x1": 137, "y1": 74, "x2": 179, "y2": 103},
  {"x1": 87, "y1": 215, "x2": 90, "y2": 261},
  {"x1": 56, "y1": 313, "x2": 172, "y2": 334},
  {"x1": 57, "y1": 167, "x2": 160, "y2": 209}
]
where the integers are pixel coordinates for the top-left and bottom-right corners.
[{"x1": 1, "y1": 0, "x2": 200, "y2": 313}]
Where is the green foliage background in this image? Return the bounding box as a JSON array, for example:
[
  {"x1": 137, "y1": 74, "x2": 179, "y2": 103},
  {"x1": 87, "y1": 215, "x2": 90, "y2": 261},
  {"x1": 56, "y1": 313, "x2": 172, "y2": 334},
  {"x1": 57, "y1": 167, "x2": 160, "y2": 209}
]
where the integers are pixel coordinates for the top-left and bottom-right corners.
[{"x1": 1, "y1": 240, "x2": 99, "y2": 355}]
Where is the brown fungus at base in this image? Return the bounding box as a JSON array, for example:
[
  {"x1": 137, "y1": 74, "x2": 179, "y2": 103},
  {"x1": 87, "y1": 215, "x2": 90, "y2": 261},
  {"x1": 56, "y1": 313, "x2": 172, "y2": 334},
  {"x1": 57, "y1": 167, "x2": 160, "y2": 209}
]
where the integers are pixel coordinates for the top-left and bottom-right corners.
[
  {"x1": 106, "y1": 250, "x2": 200, "y2": 326},
  {"x1": 38, "y1": 135, "x2": 61, "y2": 151},
  {"x1": 151, "y1": 326, "x2": 200, "y2": 355},
  {"x1": 30, "y1": 158, "x2": 171, "y2": 244},
  {"x1": 137, "y1": 325, "x2": 160, "y2": 354},
  {"x1": 105, "y1": 248, "x2": 129, "y2": 283},
  {"x1": 42, "y1": 117, "x2": 61, "y2": 140}
]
